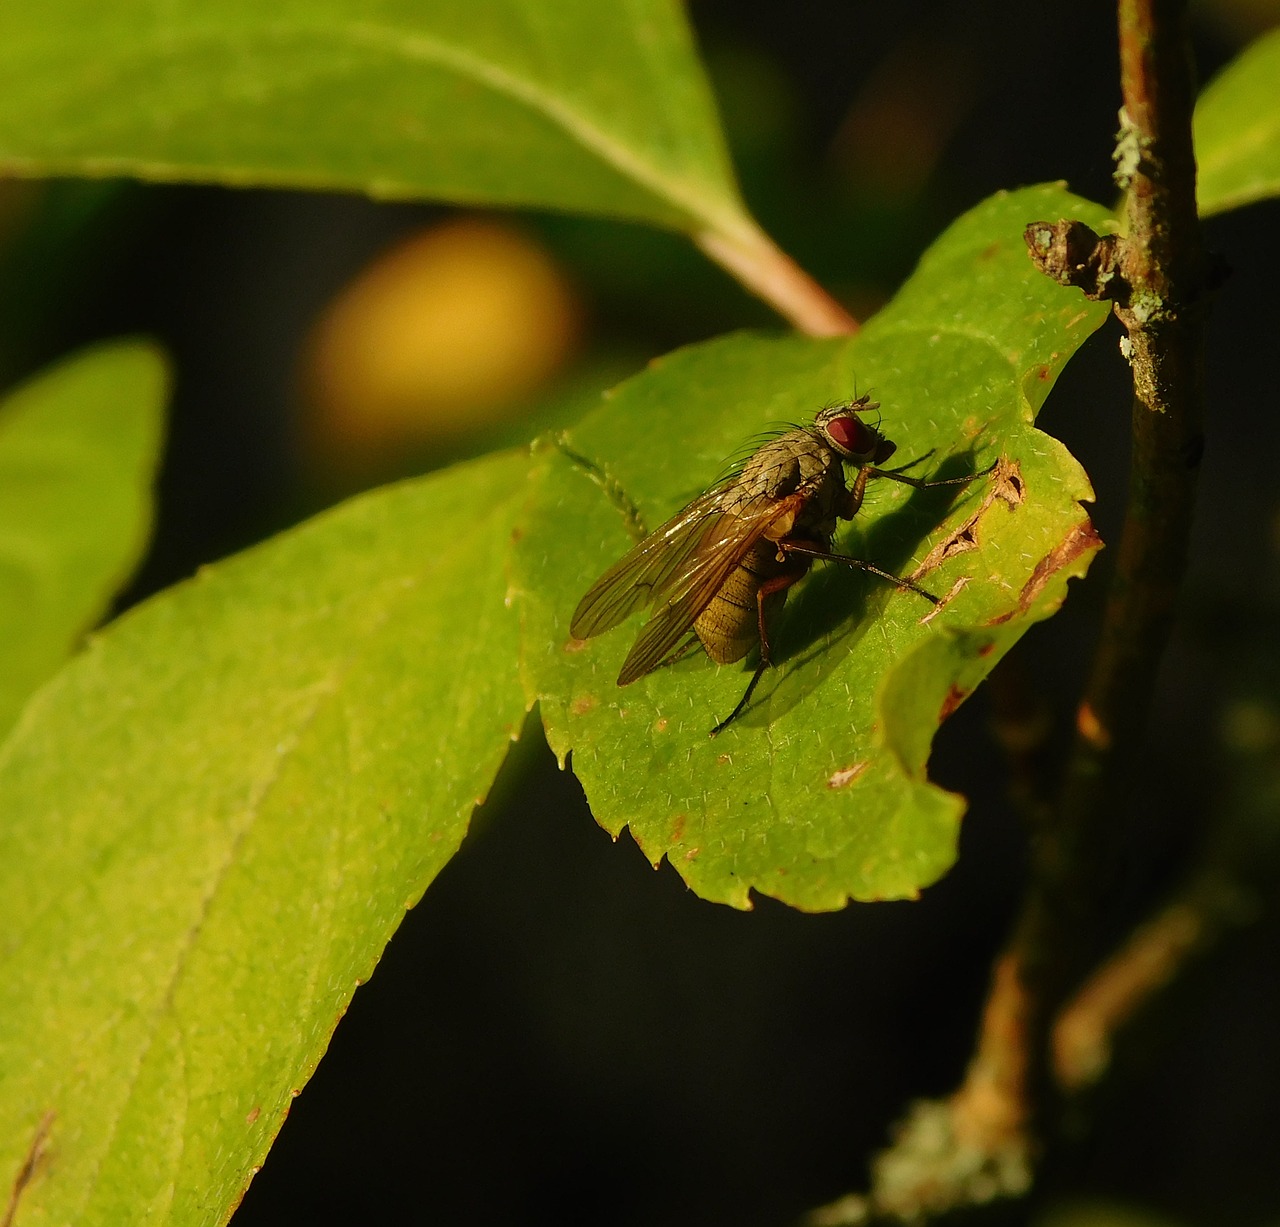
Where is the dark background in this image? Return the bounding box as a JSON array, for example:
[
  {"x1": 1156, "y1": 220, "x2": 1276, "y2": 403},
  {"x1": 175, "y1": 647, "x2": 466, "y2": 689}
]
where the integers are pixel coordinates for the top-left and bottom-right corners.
[{"x1": 4, "y1": 2, "x2": 1279, "y2": 1223}]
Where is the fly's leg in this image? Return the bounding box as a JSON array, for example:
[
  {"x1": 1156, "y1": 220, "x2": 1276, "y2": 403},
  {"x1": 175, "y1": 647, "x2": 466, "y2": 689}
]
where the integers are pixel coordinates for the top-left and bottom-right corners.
[
  {"x1": 842, "y1": 465, "x2": 871, "y2": 520},
  {"x1": 865, "y1": 458, "x2": 998, "y2": 492},
  {"x1": 708, "y1": 666, "x2": 766, "y2": 740},
  {"x1": 842, "y1": 454, "x2": 990, "y2": 522},
  {"x1": 709, "y1": 571, "x2": 799, "y2": 738},
  {"x1": 778, "y1": 540, "x2": 941, "y2": 605}
]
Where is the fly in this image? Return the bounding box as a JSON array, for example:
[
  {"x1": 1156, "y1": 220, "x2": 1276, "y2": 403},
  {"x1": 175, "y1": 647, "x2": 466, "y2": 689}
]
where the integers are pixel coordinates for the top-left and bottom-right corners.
[{"x1": 570, "y1": 395, "x2": 992, "y2": 736}]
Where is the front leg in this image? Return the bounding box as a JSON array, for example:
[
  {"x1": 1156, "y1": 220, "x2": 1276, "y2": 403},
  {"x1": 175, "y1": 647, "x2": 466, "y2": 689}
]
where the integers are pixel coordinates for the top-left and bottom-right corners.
[
  {"x1": 841, "y1": 464, "x2": 872, "y2": 521},
  {"x1": 865, "y1": 458, "x2": 998, "y2": 493},
  {"x1": 839, "y1": 456, "x2": 995, "y2": 524}
]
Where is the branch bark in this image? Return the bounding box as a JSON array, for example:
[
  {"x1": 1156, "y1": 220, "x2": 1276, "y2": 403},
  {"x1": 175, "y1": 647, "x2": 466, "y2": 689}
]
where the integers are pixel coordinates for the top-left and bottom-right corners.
[
  {"x1": 986, "y1": 0, "x2": 1210, "y2": 1146},
  {"x1": 1060, "y1": 0, "x2": 1208, "y2": 812},
  {"x1": 811, "y1": 5, "x2": 1217, "y2": 1220},
  {"x1": 879, "y1": 0, "x2": 1214, "y2": 1212}
]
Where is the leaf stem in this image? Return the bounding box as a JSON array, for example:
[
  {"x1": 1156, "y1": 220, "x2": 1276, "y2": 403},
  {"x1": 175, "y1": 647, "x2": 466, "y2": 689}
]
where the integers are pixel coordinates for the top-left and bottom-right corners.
[{"x1": 694, "y1": 222, "x2": 860, "y2": 336}]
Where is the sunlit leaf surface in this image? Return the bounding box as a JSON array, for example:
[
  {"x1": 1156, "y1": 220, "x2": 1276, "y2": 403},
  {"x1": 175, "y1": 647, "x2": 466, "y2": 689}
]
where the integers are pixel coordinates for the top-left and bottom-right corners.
[
  {"x1": 517, "y1": 185, "x2": 1112, "y2": 910},
  {"x1": 0, "y1": 341, "x2": 166, "y2": 738},
  {"x1": 0, "y1": 0, "x2": 748, "y2": 235},
  {"x1": 0, "y1": 451, "x2": 528, "y2": 1225},
  {"x1": 1196, "y1": 27, "x2": 1280, "y2": 216}
]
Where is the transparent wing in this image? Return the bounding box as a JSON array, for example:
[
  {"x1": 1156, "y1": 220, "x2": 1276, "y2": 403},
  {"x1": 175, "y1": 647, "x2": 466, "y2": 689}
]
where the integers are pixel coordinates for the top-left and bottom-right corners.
[
  {"x1": 612, "y1": 490, "x2": 807, "y2": 685},
  {"x1": 571, "y1": 427, "x2": 823, "y2": 645},
  {"x1": 614, "y1": 525, "x2": 757, "y2": 683},
  {"x1": 570, "y1": 485, "x2": 735, "y2": 640}
]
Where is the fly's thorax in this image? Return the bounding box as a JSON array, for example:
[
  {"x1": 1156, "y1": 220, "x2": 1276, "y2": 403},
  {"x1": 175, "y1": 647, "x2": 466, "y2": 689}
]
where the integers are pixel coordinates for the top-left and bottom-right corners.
[
  {"x1": 793, "y1": 459, "x2": 848, "y2": 540},
  {"x1": 730, "y1": 429, "x2": 832, "y2": 502}
]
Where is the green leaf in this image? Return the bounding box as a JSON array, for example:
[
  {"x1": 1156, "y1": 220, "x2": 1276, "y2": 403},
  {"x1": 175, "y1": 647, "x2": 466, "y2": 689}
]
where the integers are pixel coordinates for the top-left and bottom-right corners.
[
  {"x1": 0, "y1": 450, "x2": 528, "y2": 1224},
  {"x1": 0, "y1": 0, "x2": 748, "y2": 236},
  {"x1": 1196, "y1": 26, "x2": 1280, "y2": 216},
  {"x1": 0, "y1": 341, "x2": 166, "y2": 739},
  {"x1": 516, "y1": 184, "x2": 1111, "y2": 911}
]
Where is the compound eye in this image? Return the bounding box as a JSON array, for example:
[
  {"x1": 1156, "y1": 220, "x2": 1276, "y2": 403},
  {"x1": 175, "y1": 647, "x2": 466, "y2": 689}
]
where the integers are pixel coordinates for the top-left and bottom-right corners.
[{"x1": 826, "y1": 414, "x2": 877, "y2": 456}]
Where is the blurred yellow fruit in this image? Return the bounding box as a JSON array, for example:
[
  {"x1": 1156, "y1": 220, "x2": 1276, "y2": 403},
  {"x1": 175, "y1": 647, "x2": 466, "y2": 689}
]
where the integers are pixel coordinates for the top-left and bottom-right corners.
[{"x1": 300, "y1": 215, "x2": 580, "y2": 474}]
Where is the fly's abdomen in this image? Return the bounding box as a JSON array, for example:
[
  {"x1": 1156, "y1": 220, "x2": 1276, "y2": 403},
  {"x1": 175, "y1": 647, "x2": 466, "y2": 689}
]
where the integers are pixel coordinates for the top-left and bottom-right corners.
[{"x1": 694, "y1": 540, "x2": 779, "y2": 664}]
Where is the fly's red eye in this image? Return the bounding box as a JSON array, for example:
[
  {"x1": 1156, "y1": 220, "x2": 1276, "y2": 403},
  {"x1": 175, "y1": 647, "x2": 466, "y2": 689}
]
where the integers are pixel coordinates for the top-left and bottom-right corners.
[{"x1": 826, "y1": 415, "x2": 875, "y2": 455}]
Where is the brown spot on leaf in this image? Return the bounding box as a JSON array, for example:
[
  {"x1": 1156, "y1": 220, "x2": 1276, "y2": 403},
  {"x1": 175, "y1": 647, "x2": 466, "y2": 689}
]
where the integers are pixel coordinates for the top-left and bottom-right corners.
[
  {"x1": 246, "y1": 1106, "x2": 262, "y2": 1125},
  {"x1": 993, "y1": 458, "x2": 1025, "y2": 506},
  {"x1": 827, "y1": 762, "x2": 870, "y2": 789},
  {"x1": 1035, "y1": 365, "x2": 1051, "y2": 382},
  {"x1": 939, "y1": 684, "x2": 969, "y2": 721},
  {"x1": 978, "y1": 640, "x2": 996, "y2": 657},
  {"x1": 986, "y1": 515, "x2": 1103, "y2": 627},
  {"x1": 564, "y1": 636, "x2": 589, "y2": 654},
  {"x1": 1015, "y1": 517, "x2": 1102, "y2": 612},
  {"x1": 654, "y1": 717, "x2": 669, "y2": 733},
  {"x1": 716, "y1": 754, "x2": 731, "y2": 766},
  {"x1": 980, "y1": 240, "x2": 1002, "y2": 261},
  {"x1": 911, "y1": 458, "x2": 1023, "y2": 581},
  {"x1": 570, "y1": 694, "x2": 596, "y2": 716},
  {"x1": 6, "y1": 1111, "x2": 55, "y2": 1224},
  {"x1": 920, "y1": 576, "x2": 971, "y2": 624},
  {"x1": 670, "y1": 814, "x2": 686, "y2": 842},
  {"x1": 913, "y1": 522, "x2": 979, "y2": 577},
  {"x1": 946, "y1": 522, "x2": 980, "y2": 555},
  {"x1": 684, "y1": 846, "x2": 701, "y2": 860}
]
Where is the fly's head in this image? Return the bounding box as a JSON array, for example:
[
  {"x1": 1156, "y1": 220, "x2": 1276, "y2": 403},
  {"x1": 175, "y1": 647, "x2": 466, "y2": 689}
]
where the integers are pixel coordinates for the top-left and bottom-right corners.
[{"x1": 814, "y1": 396, "x2": 897, "y2": 466}]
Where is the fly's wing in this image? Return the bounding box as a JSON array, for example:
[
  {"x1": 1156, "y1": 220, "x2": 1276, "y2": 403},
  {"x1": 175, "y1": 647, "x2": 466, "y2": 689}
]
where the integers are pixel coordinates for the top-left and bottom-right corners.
[
  {"x1": 570, "y1": 486, "x2": 733, "y2": 640},
  {"x1": 614, "y1": 488, "x2": 806, "y2": 685}
]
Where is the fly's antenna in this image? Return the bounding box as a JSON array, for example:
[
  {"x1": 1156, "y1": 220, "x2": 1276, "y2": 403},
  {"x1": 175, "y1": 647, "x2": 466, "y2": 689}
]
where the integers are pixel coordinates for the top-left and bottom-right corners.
[
  {"x1": 829, "y1": 386, "x2": 878, "y2": 413},
  {"x1": 846, "y1": 382, "x2": 883, "y2": 431}
]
